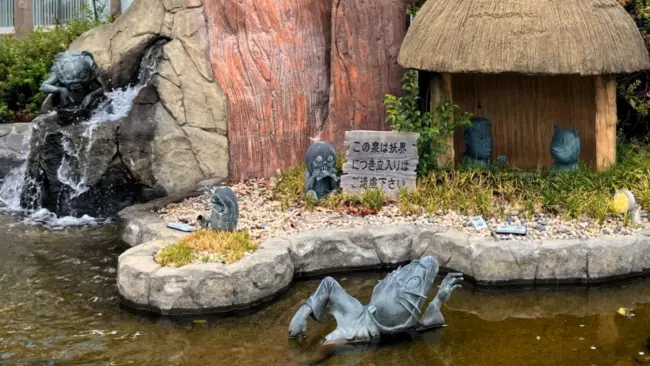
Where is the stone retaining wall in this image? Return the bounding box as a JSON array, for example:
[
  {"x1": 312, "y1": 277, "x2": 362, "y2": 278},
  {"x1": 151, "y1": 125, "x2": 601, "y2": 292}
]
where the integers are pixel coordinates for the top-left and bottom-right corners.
[{"x1": 117, "y1": 203, "x2": 650, "y2": 315}]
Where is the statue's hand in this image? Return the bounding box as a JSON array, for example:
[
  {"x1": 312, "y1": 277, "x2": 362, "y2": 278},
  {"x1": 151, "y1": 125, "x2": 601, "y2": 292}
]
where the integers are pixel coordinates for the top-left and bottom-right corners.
[
  {"x1": 288, "y1": 316, "x2": 308, "y2": 338},
  {"x1": 436, "y1": 272, "x2": 463, "y2": 303},
  {"x1": 58, "y1": 87, "x2": 73, "y2": 105},
  {"x1": 80, "y1": 93, "x2": 97, "y2": 110}
]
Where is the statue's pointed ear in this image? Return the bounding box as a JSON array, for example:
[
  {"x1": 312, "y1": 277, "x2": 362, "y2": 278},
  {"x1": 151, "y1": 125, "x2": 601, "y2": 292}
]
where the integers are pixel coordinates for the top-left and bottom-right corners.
[
  {"x1": 80, "y1": 50, "x2": 95, "y2": 62},
  {"x1": 553, "y1": 124, "x2": 559, "y2": 133}
]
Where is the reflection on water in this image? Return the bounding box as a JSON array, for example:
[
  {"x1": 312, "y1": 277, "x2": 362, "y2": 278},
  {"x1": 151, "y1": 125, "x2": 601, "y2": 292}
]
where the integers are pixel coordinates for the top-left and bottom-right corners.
[{"x1": 0, "y1": 213, "x2": 648, "y2": 365}]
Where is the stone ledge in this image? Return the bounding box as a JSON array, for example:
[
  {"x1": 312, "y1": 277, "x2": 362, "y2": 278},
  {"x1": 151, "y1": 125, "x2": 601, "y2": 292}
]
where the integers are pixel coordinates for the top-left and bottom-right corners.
[
  {"x1": 117, "y1": 191, "x2": 201, "y2": 247},
  {"x1": 117, "y1": 204, "x2": 650, "y2": 314},
  {"x1": 118, "y1": 238, "x2": 293, "y2": 315}
]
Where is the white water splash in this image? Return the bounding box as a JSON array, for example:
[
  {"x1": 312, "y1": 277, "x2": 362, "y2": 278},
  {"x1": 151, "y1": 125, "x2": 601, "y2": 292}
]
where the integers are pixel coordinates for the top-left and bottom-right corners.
[
  {"x1": 0, "y1": 125, "x2": 34, "y2": 211},
  {"x1": 22, "y1": 208, "x2": 109, "y2": 229},
  {"x1": 88, "y1": 85, "x2": 144, "y2": 124}
]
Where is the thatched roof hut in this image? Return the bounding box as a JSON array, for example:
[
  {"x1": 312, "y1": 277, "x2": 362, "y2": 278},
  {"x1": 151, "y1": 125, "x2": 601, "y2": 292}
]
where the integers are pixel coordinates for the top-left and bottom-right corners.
[{"x1": 398, "y1": 0, "x2": 650, "y2": 170}]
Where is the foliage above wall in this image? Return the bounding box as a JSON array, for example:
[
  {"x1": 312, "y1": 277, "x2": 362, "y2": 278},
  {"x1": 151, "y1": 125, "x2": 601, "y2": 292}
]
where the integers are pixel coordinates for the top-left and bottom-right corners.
[
  {"x1": 618, "y1": 0, "x2": 650, "y2": 140},
  {"x1": 0, "y1": 7, "x2": 110, "y2": 123}
]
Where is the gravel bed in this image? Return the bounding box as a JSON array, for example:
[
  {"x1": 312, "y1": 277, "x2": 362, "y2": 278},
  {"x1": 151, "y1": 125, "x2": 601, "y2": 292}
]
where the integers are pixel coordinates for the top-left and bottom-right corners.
[{"x1": 155, "y1": 180, "x2": 650, "y2": 243}]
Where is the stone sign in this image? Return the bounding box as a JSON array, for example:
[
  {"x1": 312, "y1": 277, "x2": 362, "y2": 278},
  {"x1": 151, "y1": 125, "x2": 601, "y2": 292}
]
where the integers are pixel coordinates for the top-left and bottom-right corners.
[{"x1": 341, "y1": 130, "x2": 419, "y2": 197}]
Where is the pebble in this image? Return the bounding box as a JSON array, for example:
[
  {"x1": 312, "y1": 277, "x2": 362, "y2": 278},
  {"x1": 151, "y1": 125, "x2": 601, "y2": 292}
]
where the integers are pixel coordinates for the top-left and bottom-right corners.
[{"x1": 156, "y1": 179, "x2": 650, "y2": 244}]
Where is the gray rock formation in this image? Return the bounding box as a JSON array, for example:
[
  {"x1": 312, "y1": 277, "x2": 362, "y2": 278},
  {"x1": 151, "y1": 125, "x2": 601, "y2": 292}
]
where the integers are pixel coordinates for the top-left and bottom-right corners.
[{"x1": 69, "y1": 0, "x2": 228, "y2": 194}]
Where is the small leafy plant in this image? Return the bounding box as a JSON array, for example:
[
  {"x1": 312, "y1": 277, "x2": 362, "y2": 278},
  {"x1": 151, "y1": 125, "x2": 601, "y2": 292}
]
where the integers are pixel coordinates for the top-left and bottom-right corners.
[{"x1": 384, "y1": 70, "x2": 472, "y2": 176}]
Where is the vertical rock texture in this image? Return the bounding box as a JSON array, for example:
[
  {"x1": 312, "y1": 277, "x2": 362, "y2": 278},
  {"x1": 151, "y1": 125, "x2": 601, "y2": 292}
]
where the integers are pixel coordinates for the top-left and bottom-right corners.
[
  {"x1": 320, "y1": 0, "x2": 410, "y2": 150},
  {"x1": 205, "y1": 0, "x2": 408, "y2": 180},
  {"x1": 205, "y1": 0, "x2": 332, "y2": 180}
]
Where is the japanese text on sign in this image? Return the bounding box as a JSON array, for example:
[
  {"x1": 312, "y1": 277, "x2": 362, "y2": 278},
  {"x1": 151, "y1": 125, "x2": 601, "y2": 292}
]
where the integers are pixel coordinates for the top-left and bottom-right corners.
[{"x1": 341, "y1": 130, "x2": 419, "y2": 197}]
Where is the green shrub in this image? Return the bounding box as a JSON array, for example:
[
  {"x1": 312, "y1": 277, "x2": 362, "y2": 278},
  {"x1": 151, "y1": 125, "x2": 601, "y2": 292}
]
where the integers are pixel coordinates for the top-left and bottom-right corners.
[
  {"x1": 0, "y1": 6, "x2": 109, "y2": 123},
  {"x1": 384, "y1": 70, "x2": 472, "y2": 176},
  {"x1": 618, "y1": 0, "x2": 650, "y2": 140}
]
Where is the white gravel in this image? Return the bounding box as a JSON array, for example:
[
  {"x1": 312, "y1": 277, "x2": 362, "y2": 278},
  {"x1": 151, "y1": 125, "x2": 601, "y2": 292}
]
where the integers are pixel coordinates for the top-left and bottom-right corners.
[{"x1": 155, "y1": 179, "x2": 650, "y2": 243}]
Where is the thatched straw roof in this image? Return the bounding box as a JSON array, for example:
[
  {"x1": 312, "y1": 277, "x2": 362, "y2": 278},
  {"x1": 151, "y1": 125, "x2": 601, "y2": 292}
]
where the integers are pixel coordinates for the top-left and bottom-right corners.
[{"x1": 398, "y1": 0, "x2": 650, "y2": 75}]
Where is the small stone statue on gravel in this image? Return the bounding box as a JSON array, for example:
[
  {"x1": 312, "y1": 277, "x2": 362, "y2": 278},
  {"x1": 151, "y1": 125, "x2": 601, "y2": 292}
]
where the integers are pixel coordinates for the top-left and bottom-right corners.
[
  {"x1": 197, "y1": 186, "x2": 239, "y2": 232},
  {"x1": 40, "y1": 50, "x2": 106, "y2": 123},
  {"x1": 304, "y1": 141, "x2": 339, "y2": 200},
  {"x1": 288, "y1": 256, "x2": 463, "y2": 344},
  {"x1": 550, "y1": 124, "x2": 581, "y2": 172}
]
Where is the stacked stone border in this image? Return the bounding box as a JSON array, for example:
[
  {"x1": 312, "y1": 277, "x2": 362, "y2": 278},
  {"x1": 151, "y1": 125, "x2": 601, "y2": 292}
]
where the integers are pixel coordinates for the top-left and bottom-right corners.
[{"x1": 117, "y1": 196, "x2": 650, "y2": 315}]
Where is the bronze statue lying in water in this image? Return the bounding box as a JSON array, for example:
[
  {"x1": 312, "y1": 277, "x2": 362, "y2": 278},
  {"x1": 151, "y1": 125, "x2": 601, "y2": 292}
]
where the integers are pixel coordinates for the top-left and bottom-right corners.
[{"x1": 288, "y1": 256, "x2": 463, "y2": 344}]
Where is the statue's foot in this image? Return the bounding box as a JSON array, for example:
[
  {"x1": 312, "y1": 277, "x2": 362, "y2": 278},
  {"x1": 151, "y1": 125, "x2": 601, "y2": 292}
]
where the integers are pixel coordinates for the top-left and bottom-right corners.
[{"x1": 306, "y1": 190, "x2": 319, "y2": 201}]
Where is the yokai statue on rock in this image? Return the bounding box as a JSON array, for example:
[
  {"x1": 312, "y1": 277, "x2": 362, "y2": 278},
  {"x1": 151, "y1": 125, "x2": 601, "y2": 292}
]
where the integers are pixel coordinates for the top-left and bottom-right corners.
[
  {"x1": 288, "y1": 256, "x2": 463, "y2": 344},
  {"x1": 462, "y1": 117, "x2": 506, "y2": 169},
  {"x1": 197, "y1": 186, "x2": 239, "y2": 232},
  {"x1": 550, "y1": 124, "x2": 581, "y2": 172},
  {"x1": 304, "y1": 141, "x2": 339, "y2": 200},
  {"x1": 40, "y1": 50, "x2": 107, "y2": 123}
]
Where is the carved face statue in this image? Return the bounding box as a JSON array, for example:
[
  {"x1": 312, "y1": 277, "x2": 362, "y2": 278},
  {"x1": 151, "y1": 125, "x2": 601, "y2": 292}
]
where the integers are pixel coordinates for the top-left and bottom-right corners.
[
  {"x1": 550, "y1": 125, "x2": 580, "y2": 165},
  {"x1": 53, "y1": 51, "x2": 99, "y2": 93},
  {"x1": 465, "y1": 117, "x2": 493, "y2": 160},
  {"x1": 369, "y1": 256, "x2": 439, "y2": 330},
  {"x1": 210, "y1": 186, "x2": 239, "y2": 231},
  {"x1": 305, "y1": 141, "x2": 337, "y2": 178}
]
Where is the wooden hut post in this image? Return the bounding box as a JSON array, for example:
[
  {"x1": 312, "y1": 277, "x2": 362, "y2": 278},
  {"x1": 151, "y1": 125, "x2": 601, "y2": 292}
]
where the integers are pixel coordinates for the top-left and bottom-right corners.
[
  {"x1": 594, "y1": 75, "x2": 617, "y2": 171},
  {"x1": 430, "y1": 73, "x2": 455, "y2": 168}
]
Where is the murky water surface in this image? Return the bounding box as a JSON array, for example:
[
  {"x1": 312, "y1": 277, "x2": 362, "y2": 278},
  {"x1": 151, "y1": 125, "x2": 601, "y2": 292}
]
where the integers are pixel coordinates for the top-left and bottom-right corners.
[{"x1": 0, "y1": 214, "x2": 649, "y2": 365}]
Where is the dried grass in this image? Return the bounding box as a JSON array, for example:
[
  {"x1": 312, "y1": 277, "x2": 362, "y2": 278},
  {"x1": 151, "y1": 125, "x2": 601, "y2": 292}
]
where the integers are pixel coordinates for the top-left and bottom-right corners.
[
  {"x1": 155, "y1": 230, "x2": 257, "y2": 267},
  {"x1": 399, "y1": 0, "x2": 650, "y2": 75}
]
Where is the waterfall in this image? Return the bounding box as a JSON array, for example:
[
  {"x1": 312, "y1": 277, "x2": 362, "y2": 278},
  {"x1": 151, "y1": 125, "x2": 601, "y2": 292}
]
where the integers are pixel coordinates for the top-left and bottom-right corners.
[
  {"x1": 0, "y1": 124, "x2": 34, "y2": 212},
  {"x1": 0, "y1": 39, "x2": 167, "y2": 222}
]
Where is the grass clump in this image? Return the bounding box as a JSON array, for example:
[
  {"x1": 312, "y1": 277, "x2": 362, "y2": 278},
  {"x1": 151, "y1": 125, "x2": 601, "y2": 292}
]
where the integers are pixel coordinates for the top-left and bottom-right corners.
[
  {"x1": 155, "y1": 230, "x2": 257, "y2": 267},
  {"x1": 273, "y1": 141, "x2": 650, "y2": 221},
  {"x1": 397, "y1": 142, "x2": 650, "y2": 220}
]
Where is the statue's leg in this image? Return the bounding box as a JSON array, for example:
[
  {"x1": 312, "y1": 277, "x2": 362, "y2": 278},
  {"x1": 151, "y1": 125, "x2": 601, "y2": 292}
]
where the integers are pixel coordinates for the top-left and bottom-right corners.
[
  {"x1": 289, "y1": 276, "x2": 366, "y2": 341},
  {"x1": 416, "y1": 272, "x2": 463, "y2": 331}
]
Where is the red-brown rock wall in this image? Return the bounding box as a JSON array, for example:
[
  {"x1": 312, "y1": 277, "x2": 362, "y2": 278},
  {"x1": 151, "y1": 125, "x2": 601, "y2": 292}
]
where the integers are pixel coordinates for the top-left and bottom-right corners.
[
  {"x1": 205, "y1": 0, "x2": 332, "y2": 180},
  {"x1": 206, "y1": 0, "x2": 408, "y2": 180},
  {"x1": 320, "y1": 0, "x2": 410, "y2": 150}
]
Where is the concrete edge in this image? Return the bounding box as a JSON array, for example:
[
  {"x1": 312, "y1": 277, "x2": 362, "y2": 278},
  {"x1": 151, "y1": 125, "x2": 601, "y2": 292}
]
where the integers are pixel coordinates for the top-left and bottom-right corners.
[{"x1": 116, "y1": 203, "x2": 650, "y2": 315}]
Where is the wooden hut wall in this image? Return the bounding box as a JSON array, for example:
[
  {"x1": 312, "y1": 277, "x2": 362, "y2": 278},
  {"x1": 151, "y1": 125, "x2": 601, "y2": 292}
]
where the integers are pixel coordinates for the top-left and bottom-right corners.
[{"x1": 450, "y1": 73, "x2": 598, "y2": 170}]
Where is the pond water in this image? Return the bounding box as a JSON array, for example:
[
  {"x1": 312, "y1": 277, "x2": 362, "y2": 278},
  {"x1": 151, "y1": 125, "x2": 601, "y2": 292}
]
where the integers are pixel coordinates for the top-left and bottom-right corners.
[{"x1": 0, "y1": 213, "x2": 649, "y2": 365}]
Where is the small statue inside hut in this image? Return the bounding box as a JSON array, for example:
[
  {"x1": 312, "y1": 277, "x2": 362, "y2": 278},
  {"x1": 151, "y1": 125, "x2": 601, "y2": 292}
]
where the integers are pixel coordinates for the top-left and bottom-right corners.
[
  {"x1": 39, "y1": 50, "x2": 107, "y2": 124},
  {"x1": 304, "y1": 141, "x2": 339, "y2": 200},
  {"x1": 462, "y1": 117, "x2": 506, "y2": 168},
  {"x1": 550, "y1": 125, "x2": 581, "y2": 172},
  {"x1": 197, "y1": 186, "x2": 239, "y2": 232}
]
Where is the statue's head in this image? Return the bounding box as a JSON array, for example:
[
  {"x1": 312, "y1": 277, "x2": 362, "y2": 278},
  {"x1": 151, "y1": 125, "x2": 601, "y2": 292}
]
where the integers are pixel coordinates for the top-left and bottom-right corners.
[
  {"x1": 369, "y1": 256, "x2": 439, "y2": 329},
  {"x1": 209, "y1": 186, "x2": 239, "y2": 231},
  {"x1": 550, "y1": 124, "x2": 580, "y2": 165},
  {"x1": 53, "y1": 50, "x2": 99, "y2": 93},
  {"x1": 305, "y1": 141, "x2": 337, "y2": 177},
  {"x1": 464, "y1": 117, "x2": 493, "y2": 160}
]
